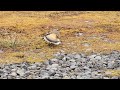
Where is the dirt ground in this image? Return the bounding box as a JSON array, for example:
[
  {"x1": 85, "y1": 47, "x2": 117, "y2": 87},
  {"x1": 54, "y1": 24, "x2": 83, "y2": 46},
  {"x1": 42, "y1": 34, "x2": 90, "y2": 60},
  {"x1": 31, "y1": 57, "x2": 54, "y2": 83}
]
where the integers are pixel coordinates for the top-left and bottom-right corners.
[{"x1": 0, "y1": 11, "x2": 120, "y2": 64}]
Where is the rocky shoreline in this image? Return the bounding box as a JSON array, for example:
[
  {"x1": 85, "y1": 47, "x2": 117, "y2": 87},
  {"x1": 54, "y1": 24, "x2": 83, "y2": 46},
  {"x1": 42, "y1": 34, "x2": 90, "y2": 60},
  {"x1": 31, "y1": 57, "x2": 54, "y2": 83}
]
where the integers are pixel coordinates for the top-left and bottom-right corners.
[{"x1": 0, "y1": 51, "x2": 120, "y2": 79}]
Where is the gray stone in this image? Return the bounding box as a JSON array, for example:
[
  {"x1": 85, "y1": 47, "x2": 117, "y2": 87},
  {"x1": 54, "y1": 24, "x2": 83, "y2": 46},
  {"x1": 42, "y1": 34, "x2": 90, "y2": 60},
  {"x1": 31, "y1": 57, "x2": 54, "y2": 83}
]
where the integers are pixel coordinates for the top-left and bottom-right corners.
[
  {"x1": 16, "y1": 69, "x2": 25, "y2": 76},
  {"x1": 74, "y1": 54, "x2": 81, "y2": 59},
  {"x1": 95, "y1": 56, "x2": 102, "y2": 60},
  {"x1": 10, "y1": 72, "x2": 17, "y2": 76},
  {"x1": 83, "y1": 66, "x2": 90, "y2": 70},
  {"x1": 63, "y1": 76, "x2": 70, "y2": 79},
  {"x1": 103, "y1": 77, "x2": 110, "y2": 79},
  {"x1": 43, "y1": 61, "x2": 49, "y2": 65},
  {"x1": 111, "y1": 76, "x2": 119, "y2": 79},
  {"x1": 89, "y1": 55, "x2": 96, "y2": 59},
  {"x1": 51, "y1": 58, "x2": 58, "y2": 61},
  {"x1": 107, "y1": 61, "x2": 115, "y2": 69},
  {"x1": 41, "y1": 75, "x2": 49, "y2": 79},
  {"x1": 48, "y1": 69, "x2": 56, "y2": 76},
  {"x1": 28, "y1": 65, "x2": 36, "y2": 69},
  {"x1": 51, "y1": 64, "x2": 59, "y2": 68},
  {"x1": 46, "y1": 65, "x2": 52, "y2": 70},
  {"x1": 70, "y1": 65, "x2": 77, "y2": 69},
  {"x1": 71, "y1": 62, "x2": 76, "y2": 66},
  {"x1": 71, "y1": 75, "x2": 77, "y2": 79},
  {"x1": 83, "y1": 43, "x2": 90, "y2": 47},
  {"x1": 69, "y1": 59, "x2": 76, "y2": 62}
]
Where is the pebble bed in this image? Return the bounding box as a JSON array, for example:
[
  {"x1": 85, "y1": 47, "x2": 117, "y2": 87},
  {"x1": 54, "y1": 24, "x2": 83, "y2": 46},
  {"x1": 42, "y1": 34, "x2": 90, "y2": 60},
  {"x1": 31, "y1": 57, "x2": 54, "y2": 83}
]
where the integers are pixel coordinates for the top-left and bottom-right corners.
[{"x1": 0, "y1": 51, "x2": 120, "y2": 79}]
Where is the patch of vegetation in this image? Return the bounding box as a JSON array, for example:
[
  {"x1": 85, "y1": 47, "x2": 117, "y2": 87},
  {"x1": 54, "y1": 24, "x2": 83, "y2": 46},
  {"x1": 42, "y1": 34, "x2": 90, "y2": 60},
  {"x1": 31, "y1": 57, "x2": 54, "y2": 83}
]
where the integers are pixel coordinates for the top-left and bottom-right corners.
[
  {"x1": 0, "y1": 11, "x2": 120, "y2": 64},
  {"x1": 105, "y1": 70, "x2": 120, "y2": 77}
]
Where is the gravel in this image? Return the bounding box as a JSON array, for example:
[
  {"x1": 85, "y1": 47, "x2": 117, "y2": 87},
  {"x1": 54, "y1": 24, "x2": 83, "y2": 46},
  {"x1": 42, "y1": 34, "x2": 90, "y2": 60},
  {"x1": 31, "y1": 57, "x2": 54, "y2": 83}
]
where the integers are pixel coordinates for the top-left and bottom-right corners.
[{"x1": 0, "y1": 50, "x2": 120, "y2": 79}]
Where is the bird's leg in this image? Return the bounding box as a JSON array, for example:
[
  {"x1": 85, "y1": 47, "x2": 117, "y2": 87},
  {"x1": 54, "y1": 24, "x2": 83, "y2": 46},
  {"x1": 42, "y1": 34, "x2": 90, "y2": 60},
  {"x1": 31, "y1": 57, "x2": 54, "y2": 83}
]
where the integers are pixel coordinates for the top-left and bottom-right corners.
[
  {"x1": 48, "y1": 43, "x2": 55, "y2": 48},
  {"x1": 48, "y1": 43, "x2": 53, "y2": 47}
]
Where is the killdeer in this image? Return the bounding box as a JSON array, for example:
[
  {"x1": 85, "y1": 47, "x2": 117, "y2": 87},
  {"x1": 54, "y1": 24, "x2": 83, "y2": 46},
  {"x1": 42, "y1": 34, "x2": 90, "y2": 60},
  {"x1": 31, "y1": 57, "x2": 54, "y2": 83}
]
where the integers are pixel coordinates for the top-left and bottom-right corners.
[{"x1": 43, "y1": 33, "x2": 61, "y2": 45}]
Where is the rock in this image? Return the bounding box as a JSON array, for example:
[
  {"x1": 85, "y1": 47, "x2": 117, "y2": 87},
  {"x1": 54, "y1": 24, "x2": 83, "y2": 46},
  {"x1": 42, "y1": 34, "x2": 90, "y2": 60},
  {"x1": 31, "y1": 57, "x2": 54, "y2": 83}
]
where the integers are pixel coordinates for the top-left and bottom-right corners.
[
  {"x1": 107, "y1": 61, "x2": 115, "y2": 69},
  {"x1": 103, "y1": 77, "x2": 110, "y2": 79},
  {"x1": 11, "y1": 69, "x2": 17, "y2": 72},
  {"x1": 16, "y1": 69, "x2": 25, "y2": 76},
  {"x1": 89, "y1": 55, "x2": 96, "y2": 59},
  {"x1": 46, "y1": 65, "x2": 52, "y2": 70},
  {"x1": 51, "y1": 64, "x2": 59, "y2": 70},
  {"x1": 83, "y1": 43, "x2": 90, "y2": 47},
  {"x1": 70, "y1": 65, "x2": 77, "y2": 70},
  {"x1": 10, "y1": 72, "x2": 17, "y2": 76},
  {"x1": 51, "y1": 64, "x2": 59, "y2": 68},
  {"x1": 74, "y1": 54, "x2": 81, "y2": 60},
  {"x1": 70, "y1": 62, "x2": 76, "y2": 66},
  {"x1": 63, "y1": 76, "x2": 70, "y2": 79},
  {"x1": 43, "y1": 61, "x2": 49, "y2": 65},
  {"x1": 41, "y1": 75, "x2": 49, "y2": 79},
  {"x1": 28, "y1": 65, "x2": 36, "y2": 70},
  {"x1": 51, "y1": 58, "x2": 58, "y2": 62},
  {"x1": 48, "y1": 69, "x2": 56, "y2": 76},
  {"x1": 76, "y1": 75, "x2": 83, "y2": 79},
  {"x1": 111, "y1": 76, "x2": 118, "y2": 79},
  {"x1": 75, "y1": 33, "x2": 83, "y2": 37},
  {"x1": 69, "y1": 59, "x2": 76, "y2": 62},
  {"x1": 83, "y1": 66, "x2": 90, "y2": 70},
  {"x1": 95, "y1": 56, "x2": 102, "y2": 60},
  {"x1": 78, "y1": 33, "x2": 83, "y2": 36},
  {"x1": 71, "y1": 75, "x2": 76, "y2": 79}
]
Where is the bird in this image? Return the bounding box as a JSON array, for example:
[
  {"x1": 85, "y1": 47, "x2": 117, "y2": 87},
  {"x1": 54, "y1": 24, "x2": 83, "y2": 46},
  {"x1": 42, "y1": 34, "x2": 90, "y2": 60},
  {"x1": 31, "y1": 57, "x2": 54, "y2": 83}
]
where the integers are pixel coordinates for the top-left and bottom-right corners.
[{"x1": 43, "y1": 33, "x2": 61, "y2": 45}]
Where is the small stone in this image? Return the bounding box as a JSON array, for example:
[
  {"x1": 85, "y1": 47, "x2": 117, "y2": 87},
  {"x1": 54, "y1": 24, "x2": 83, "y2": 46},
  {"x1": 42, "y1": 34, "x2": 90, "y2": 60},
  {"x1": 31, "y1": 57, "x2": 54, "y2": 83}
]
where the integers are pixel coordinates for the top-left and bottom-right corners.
[
  {"x1": 85, "y1": 21, "x2": 89, "y2": 23},
  {"x1": 41, "y1": 75, "x2": 49, "y2": 79},
  {"x1": 51, "y1": 58, "x2": 58, "y2": 62},
  {"x1": 54, "y1": 74, "x2": 60, "y2": 77},
  {"x1": 69, "y1": 59, "x2": 76, "y2": 62},
  {"x1": 16, "y1": 69, "x2": 24, "y2": 76},
  {"x1": 70, "y1": 65, "x2": 77, "y2": 69},
  {"x1": 46, "y1": 65, "x2": 52, "y2": 70},
  {"x1": 75, "y1": 32, "x2": 83, "y2": 37},
  {"x1": 111, "y1": 76, "x2": 118, "y2": 79},
  {"x1": 95, "y1": 56, "x2": 102, "y2": 60},
  {"x1": 63, "y1": 76, "x2": 70, "y2": 79},
  {"x1": 10, "y1": 72, "x2": 17, "y2": 76},
  {"x1": 74, "y1": 54, "x2": 81, "y2": 59},
  {"x1": 28, "y1": 65, "x2": 36, "y2": 69},
  {"x1": 43, "y1": 61, "x2": 49, "y2": 65},
  {"x1": 107, "y1": 61, "x2": 115, "y2": 69},
  {"x1": 89, "y1": 55, "x2": 96, "y2": 59},
  {"x1": 117, "y1": 67, "x2": 120, "y2": 70},
  {"x1": 71, "y1": 75, "x2": 76, "y2": 79},
  {"x1": 103, "y1": 77, "x2": 110, "y2": 79},
  {"x1": 51, "y1": 67, "x2": 57, "y2": 71},
  {"x1": 51, "y1": 64, "x2": 59, "y2": 68},
  {"x1": 76, "y1": 75, "x2": 83, "y2": 79},
  {"x1": 83, "y1": 66, "x2": 90, "y2": 70},
  {"x1": 83, "y1": 43, "x2": 90, "y2": 47},
  {"x1": 49, "y1": 69, "x2": 56, "y2": 76},
  {"x1": 11, "y1": 69, "x2": 17, "y2": 72},
  {"x1": 78, "y1": 33, "x2": 83, "y2": 36}
]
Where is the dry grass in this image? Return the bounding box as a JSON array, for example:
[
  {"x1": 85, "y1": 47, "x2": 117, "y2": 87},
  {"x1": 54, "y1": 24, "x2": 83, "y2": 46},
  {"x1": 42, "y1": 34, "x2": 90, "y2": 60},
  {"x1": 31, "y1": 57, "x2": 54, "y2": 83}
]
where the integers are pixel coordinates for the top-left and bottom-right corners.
[
  {"x1": 104, "y1": 70, "x2": 120, "y2": 77},
  {"x1": 0, "y1": 11, "x2": 120, "y2": 64}
]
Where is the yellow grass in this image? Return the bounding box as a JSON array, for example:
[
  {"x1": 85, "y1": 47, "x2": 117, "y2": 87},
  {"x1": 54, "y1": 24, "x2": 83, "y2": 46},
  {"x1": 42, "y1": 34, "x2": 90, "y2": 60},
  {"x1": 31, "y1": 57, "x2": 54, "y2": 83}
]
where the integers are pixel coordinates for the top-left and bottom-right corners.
[
  {"x1": 0, "y1": 11, "x2": 120, "y2": 64},
  {"x1": 105, "y1": 70, "x2": 120, "y2": 77}
]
